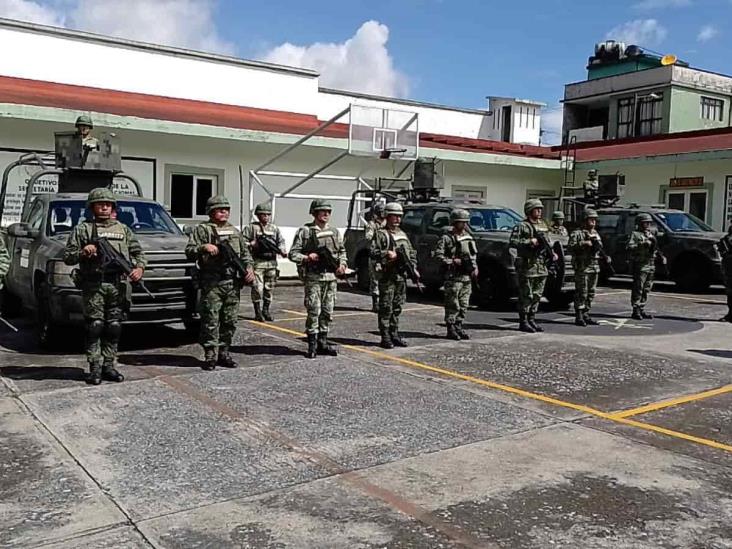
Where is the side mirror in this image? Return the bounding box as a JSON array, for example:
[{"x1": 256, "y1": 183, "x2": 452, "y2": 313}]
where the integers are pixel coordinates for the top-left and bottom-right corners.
[
  {"x1": 8, "y1": 223, "x2": 30, "y2": 238},
  {"x1": 655, "y1": 231, "x2": 665, "y2": 239}
]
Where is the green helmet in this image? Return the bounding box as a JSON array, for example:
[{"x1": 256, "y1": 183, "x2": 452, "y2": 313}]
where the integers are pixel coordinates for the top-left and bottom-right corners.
[
  {"x1": 636, "y1": 213, "x2": 652, "y2": 224},
  {"x1": 254, "y1": 202, "x2": 272, "y2": 215},
  {"x1": 450, "y1": 209, "x2": 470, "y2": 223},
  {"x1": 86, "y1": 187, "x2": 116, "y2": 207},
  {"x1": 551, "y1": 210, "x2": 565, "y2": 220},
  {"x1": 75, "y1": 114, "x2": 93, "y2": 128},
  {"x1": 206, "y1": 195, "x2": 230, "y2": 213},
  {"x1": 309, "y1": 199, "x2": 332, "y2": 214},
  {"x1": 524, "y1": 198, "x2": 544, "y2": 214},
  {"x1": 583, "y1": 208, "x2": 599, "y2": 220},
  {"x1": 372, "y1": 202, "x2": 386, "y2": 217},
  {"x1": 384, "y1": 202, "x2": 404, "y2": 216}
]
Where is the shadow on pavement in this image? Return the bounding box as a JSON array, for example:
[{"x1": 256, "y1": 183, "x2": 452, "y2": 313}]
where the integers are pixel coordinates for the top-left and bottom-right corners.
[
  {"x1": 118, "y1": 353, "x2": 203, "y2": 368},
  {"x1": 0, "y1": 365, "x2": 87, "y2": 382},
  {"x1": 231, "y1": 344, "x2": 303, "y2": 356},
  {"x1": 688, "y1": 349, "x2": 732, "y2": 359}
]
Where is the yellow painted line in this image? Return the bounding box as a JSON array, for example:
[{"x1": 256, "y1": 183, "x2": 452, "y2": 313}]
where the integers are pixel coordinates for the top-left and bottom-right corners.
[
  {"x1": 274, "y1": 306, "x2": 438, "y2": 323},
  {"x1": 282, "y1": 309, "x2": 308, "y2": 317},
  {"x1": 654, "y1": 293, "x2": 725, "y2": 304},
  {"x1": 594, "y1": 290, "x2": 629, "y2": 297},
  {"x1": 247, "y1": 321, "x2": 732, "y2": 454},
  {"x1": 610, "y1": 384, "x2": 732, "y2": 419}
]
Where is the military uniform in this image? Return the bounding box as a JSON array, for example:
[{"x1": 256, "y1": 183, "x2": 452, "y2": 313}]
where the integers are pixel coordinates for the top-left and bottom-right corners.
[
  {"x1": 370, "y1": 203, "x2": 418, "y2": 349},
  {"x1": 568, "y1": 210, "x2": 602, "y2": 326},
  {"x1": 63, "y1": 188, "x2": 146, "y2": 384},
  {"x1": 242, "y1": 203, "x2": 286, "y2": 322},
  {"x1": 435, "y1": 209, "x2": 477, "y2": 340},
  {"x1": 510, "y1": 199, "x2": 550, "y2": 333},
  {"x1": 626, "y1": 213, "x2": 657, "y2": 320},
  {"x1": 75, "y1": 114, "x2": 99, "y2": 152},
  {"x1": 548, "y1": 211, "x2": 568, "y2": 237},
  {"x1": 365, "y1": 203, "x2": 385, "y2": 312},
  {"x1": 289, "y1": 199, "x2": 347, "y2": 358},
  {"x1": 718, "y1": 227, "x2": 732, "y2": 321},
  {"x1": 186, "y1": 195, "x2": 253, "y2": 369},
  {"x1": 0, "y1": 237, "x2": 9, "y2": 289}
]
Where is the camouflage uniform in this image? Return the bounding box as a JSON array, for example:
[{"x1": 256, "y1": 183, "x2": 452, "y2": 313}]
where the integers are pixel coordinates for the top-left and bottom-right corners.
[
  {"x1": 0, "y1": 237, "x2": 9, "y2": 289},
  {"x1": 242, "y1": 203, "x2": 286, "y2": 322},
  {"x1": 370, "y1": 203, "x2": 417, "y2": 349},
  {"x1": 364, "y1": 206, "x2": 385, "y2": 312},
  {"x1": 626, "y1": 214, "x2": 657, "y2": 319},
  {"x1": 435, "y1": 209, "x2": 477, "y2": 340},
  {"x1": 63, "y1": 188, "x2": 146, "y2": 384},
  {"x1": 186, "y1": 196, "x2": 253, "y2": 369},
  {"x1": 510, "y1": 199, "x2": 549, "y2": 333},
  {"x1": 548, "y1": 211, "x2": 568, "y2": 237},
  {"x1": 289, "y1": 199, "x2": 347, "y2": 358},
  {"x1": 568, "y1": 218, "x2": 602, "y2": 326},
  {"x1": 75, "y1": 114, "x2": 99, "y2": 151},
  {"x1": 718, "y1": 227, "x2": 732, "y2": 321}
]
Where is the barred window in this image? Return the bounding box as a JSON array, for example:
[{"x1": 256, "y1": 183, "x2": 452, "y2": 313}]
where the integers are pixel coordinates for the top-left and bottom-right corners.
[{"x1": 701, "y1": 96, "x2": 724, "y2": 121}]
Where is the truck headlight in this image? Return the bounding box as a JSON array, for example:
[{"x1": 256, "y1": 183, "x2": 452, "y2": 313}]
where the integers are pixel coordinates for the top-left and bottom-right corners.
[{"x1": 47, "y1": 260, "x2": 76, "y2": 288}]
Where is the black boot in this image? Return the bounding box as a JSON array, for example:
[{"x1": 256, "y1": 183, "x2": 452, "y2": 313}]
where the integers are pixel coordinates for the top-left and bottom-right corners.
[
  {"x1": 306, "y1": 334, "x2": 318, "y2": 359},
  {"x1": 380, "y1": 331, "x2": 394, "y2": 349},
  {"x1": 317, "y1": 333, "x2": 338, "y2": 356},
  {"x1": 217, "y1": 346, "x2": 238, "y2": 368},
  {"x1": 86, "y1": 362, "x2": 102, "y2": 385},
  {"x1": 575, "y1": 310, "x2": 586, "y2": 327},
  {"x1": 631, "y1": 306, "x2": 642, "y2": 320},
  {"x1": 446, "y1": 322, "x2": 461, "y2": 340},
  {"x1": 721, "y1": 295, "x2": 732, "y2": 322},
  {"x1": 101, "y1": 362, "x2": 124, "y2": 382},
  {"x1": 528, "y1": 313, "x2": 544, "y2": 333},
  {"x1": 583, "y1": 311, "x2": 599, "y2": 326},
  {"x1": 262, "y1": 301, "x2": 274, "y2": 322},
  {"x1": 390, "y1": 330, "x2": 408, "y2": 347},
  {"x1": 371, "y1": 295, "x2": 379, "y2": 313},
  {"x1": 518, "y1": 312, "x2": 535, "y2": 333},
  {"x1": 253, "y1": 303, "x2": 264, "y2": 322},
  {"x1": 640, "y1": 308, "x2": 653, "y2": 320},
  {"x1": 202, "y1": 347, "x2": 217, "y2": 370},
  {"x1": 456, "y1": 322, "x2": 470, "y2": 340}
]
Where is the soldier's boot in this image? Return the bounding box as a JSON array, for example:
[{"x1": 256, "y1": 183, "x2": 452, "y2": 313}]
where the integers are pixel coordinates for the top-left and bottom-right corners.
[
  {"x1": 631, "y1": 306, "x2": 642, "y2": 320},
  {"x1": 306, "y1": 334, "x2": 318, "y2": 359},
  {"x1": 528, "y1": 313, "x2": 544, "y2": 333},
  {"x1": 262, "y1": 301, "x2": 274, "y2": 322},
  {"x1": 253, "y1": 303, "x2": 264, "y2": 322},
  {"x1": 371, "y1": 295, "x2": 379, "y2": 313},
  {"x1": 390, "y1": 330, "x2": 408, "y2": 347},
  {"x1": 583, "y1": 311, "x2": 599, "y2": 326},
  {"x1": 446, "y1": 322, "x2": 461, "y2": 340},
  {"x1": 574, "y1": 310, "x2": 587, "y2": 327},
  {"x1": 101, "y1": 362, "x2": 125, "y2": 382},
  {"x1": 217, "y1": 346, "x2": 238, "y2": 368},
  {"x1": 317, "y1": 333, "x2": 338, "y2": 356},
  {"x1": 640, "y1": 308, "x2": 653, "y2": 320},
  {"x1": 202, "y1": 347, "x2": 217, "y2": 370},
  {"x1": 518, "y1": 313, "x2": 535, "y2": 333},
  {"x1": 379, "y1": 331, "x2": 394, "y2": 349},
  {"x1": 86, "y1": 362, "x2": 102, "y2": 385},
  {"x1": 456, "y1": 322, "x2": 470, "y2": 340}
]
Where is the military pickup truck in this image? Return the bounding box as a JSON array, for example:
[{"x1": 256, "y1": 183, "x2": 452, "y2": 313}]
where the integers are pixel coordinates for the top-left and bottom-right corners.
[
  {"x1": 345, "y1": 193, "x2": 574, "y2": 308},
  {"x1": 596, "y1": 206, "x2": 724, "y2": 291}
]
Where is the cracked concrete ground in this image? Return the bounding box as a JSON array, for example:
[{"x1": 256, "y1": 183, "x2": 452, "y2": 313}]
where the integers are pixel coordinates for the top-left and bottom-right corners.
[{"x1": 1, "y1": 280, "x2": 730, "y2": 548}]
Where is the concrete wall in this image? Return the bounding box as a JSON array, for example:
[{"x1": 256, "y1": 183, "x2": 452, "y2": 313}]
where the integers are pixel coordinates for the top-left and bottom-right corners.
[{"x1": 668, "y1": 87, "x2": 731, "y2": 133}]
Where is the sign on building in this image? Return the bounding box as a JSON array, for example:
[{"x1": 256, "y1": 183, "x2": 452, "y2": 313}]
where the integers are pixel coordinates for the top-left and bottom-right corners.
[{"x1": 669, "y1": 176, "x2": 704, "y2": 188}]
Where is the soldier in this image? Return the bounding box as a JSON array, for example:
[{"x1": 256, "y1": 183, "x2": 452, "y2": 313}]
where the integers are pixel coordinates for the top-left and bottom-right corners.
[
  {"x1": 510, "y1": 198, "x2": 556, "y2": 333},
  {"x1": 627, "y1": 213, "x2": 663, "y2": 320},
  {"x1": 75, "y1": 114, "x2": 99, "y2": 151},
  {"x1": 568, "y1": 209, "x2": 602, "y2": 326},
  {"x1": 548, "y1": 211, "x2": 568, "y2": 237},
  {"x1": 185, "y1": 195, "x2": 254, "y2": 370},
  {"x1": 63, "y1": 188, "x2": 146, "y2": 385},
  {"x1": 365, "y1": 202, "x2": 386, "y2": 312},
  {"x1": 242, "y1": 203, "x2": 286, "y2": 322},
  {"x1": 0, "y1": 237, "x2": 9, "y2": 289},
  {"x1": 718, "y1": 223, "x2": 732, "y2": 322},
  {"x1": 371, "y1": 202, "x2": 419, "y2": 349},
  {"x1": 435, "y1": 209, "x2": 478, "y2": 340},
  {"x1": 583, "y1": 169, "x2": 599, "y2": 202},
  {"x1": 289, "y1": 199, "x2": 347, "y2": 359}
]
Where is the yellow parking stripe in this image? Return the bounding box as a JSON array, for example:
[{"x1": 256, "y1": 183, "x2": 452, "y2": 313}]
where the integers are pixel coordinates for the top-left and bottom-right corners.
[
  {"x1": 612, "y1": 416, "x2": 732, "y2": 452},
  {"x1": 610, "y1": 385, "x2": 732, "y2": 419},
  {"x1": 273, "y1": 306, "x2": 438, "y2": 323}
]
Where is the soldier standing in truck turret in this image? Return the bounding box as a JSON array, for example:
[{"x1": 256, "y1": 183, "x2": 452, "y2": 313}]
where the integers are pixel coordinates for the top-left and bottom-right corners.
[
  {"x1": 289, "y1": 199, "x2": 347, "y2": 359},
  {"x1": 365, "y1": 202, "x2": 386, "y2": 312},
  {"x1": 185, "y1": 195, "x2": 254, "y2": 370},
  {"x1": 548, "y1": 211, "x2": 568, "y2": 237},
  {"x1": 75, "y1": 114, "x2": 99, "y2": 151},
  {"x1": 568, "y1": 209, "x2": 602, "y2": 327},
  {"x1": 718, "y1": 223, "x2": 732, "y2": 322},
  {"x1": 510, "y1": 198, "x2": 556, "y2": 333},
  {"x1": 627, "y1": 212, "x2": 663, "y2": 320},
  {"x1": 371, "y1": 202, "x2": 419, "y2": 349},
  {"x1": 435, "y1": 209, "x2": 478, "y2": 340},
  {"x1": 63, "y1": 188, "x2": 146, "y2": 385},
  {"x1": 243, "y1": 203, "x2": 286, "y2": 322}
]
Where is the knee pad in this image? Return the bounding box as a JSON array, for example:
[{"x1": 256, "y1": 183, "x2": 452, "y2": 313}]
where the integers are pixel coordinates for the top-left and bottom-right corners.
[
  {"x1": 87, "y1": 319, "x2": 104, "y2": 338},
  {"x1": 106, "y1": 320, "x2": 122, "y2": 340}
]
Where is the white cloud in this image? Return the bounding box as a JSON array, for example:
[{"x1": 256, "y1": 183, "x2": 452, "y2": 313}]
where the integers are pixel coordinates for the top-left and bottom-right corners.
[
  {"x1": 540, "y1": 104, "x2": 563, "y2": 146},
  {"x1": 262, "y1": 20, "x2": 409, "y2": 98},
  {"x1": 606, "y1": 19, "x2": 667, "y2": 46},
  {"x1": 633, "y1": 0, "x2": 691, "y2": 10},
  {"x1": 697, "y1": 24, "x2": 718, "y2": 42},
  {"x1": 0, "y1": 0, "x2": 234, "y2": 54}
]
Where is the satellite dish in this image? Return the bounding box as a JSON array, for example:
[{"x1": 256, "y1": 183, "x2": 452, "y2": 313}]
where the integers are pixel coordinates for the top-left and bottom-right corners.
[{"x1": 661, "y1": 54, "x2": 678, "y2": 66}]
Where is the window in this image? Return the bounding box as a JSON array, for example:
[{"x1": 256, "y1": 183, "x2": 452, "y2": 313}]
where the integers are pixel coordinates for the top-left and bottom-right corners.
[
  {"x1": 47, "y1": 200, "x2": 182, "y2": 236},
  {"x1": 665, "y1": 190, "x2": 709, "y2": 224},
  {"x1": 617, "y1": 98, "x2": 634, "y2": 139},
  {"x1": 170, "y1": 173, "x2": 217, "y2": 218},
  {"x1": 656, "y1": 211, "x2": 712, "y2": 232},
  {"x1": 427, "y1": 209, "x2": 451, "y2": 234},
  {"x1": 637, "y1": 93, "x2": 663, "y2": 137},
  {"x1": 467, "y1": 208, "x2": 521, "y2": 232},
  {"x1": 401, "y1": 208, "x2": 425, "y2": 232},
  {"x1": 597, "y1": 213, "x2": 621, "y2": 233},
  {"x1": 26, "y1": 200, "x2": 45, "y2": 231},
  {"x1": 701, "y1": 97, "x2": 724, "y2": 122},
  {"x1": 452, "y1": 186, "x2": 485, "y2": 200}
]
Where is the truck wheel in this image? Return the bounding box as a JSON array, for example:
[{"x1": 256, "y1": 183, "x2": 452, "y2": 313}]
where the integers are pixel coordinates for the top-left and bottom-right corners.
[
  {"x1": 356, "y1": 257, "x2": 370, "y2": 292},
  {"x1": 36, "y1": 283, "x2": 62, "y2": 349},
  {"x1": 0, "y1": 288, "x2": 22, "y2": 317},
  {"x1": 672, "y1": 259, "x2": 711, "y2": 292},
  {"x1": 183, "y1": 319, "x2": 200, "y2": 337},
  {"x1": 475, "y1": 267, "x2": 509, "y2": 309},
  {"x1": 546, "y1": 290, "x2": 573, "y2": 311}
]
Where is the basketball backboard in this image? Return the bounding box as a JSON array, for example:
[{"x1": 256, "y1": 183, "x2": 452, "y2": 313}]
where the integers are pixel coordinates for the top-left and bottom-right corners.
[{"x1": 348, "y1": 104, "x2": 419, "y2": 160}]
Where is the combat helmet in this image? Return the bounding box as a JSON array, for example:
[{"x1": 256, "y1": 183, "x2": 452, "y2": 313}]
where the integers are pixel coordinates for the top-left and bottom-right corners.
[
  {"x1": 551, "y1": 210, "x2": 565, "y2": 220},
  {"x1": 86, "y1": 187, "x2": 116, "y2": 207},
  {"x1": 583, "y1": 208, "x2": 599, "y2": 219},
  {"x1": 450, "y1": 208, "x2": 470, "y2": 223},
  {"x1": 206, "y1": 195, "x2": 230, "y2": 213},
  {"x1": 384, "y1": 202, "x2": 404, "y2": 216},
  {"x1": 75, "y1": 114, "x2": 94, "y2": 128},
  {"x1": 372, "y1": 202, "x2": 386, "y2": 217},
  {"x1": 636, "y1": 213, "x2": 653, "y2": 224},
  {"x1": 254, "y1": 202, "x2": 272, "y2": 215},
  {"x1": 309, "y1": 199, "x2": 332, "y2": 214},
  {"x1": 524, "y1": 198, "x2": 544, "y2": 215}
]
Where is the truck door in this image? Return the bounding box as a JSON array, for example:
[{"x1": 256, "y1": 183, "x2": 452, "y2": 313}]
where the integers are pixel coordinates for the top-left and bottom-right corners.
[
  {"x1": 7, "y1": 199, "x2": 45, "y2": 303},
  {"x1": 418, "y1": 208, "x2": 451, "y2": 283}
]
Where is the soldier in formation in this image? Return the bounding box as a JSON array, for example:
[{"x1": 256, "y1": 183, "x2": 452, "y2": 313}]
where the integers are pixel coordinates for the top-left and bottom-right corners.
[
  {"x1": 371, "y1": 202, "x2": 418, "y2": 348},
  {"x1": 510, "y1": 199, "x2": 556, "y2": 333},
  {"x1": 289, "y1": 199, "x2": 347, "y2": 359},
  {"x1": 568, "y1": 209, "x2": 602, "y2": 326},
  {"x1": 627, "y1": 213, "x2": 663, "y2": 320},
  {"x1": 243, "y1": 203, "x2": 287, "y2": 322},
  {"x1": 63, "y1": 188, "x2": 146, "y2": 385},
  {"x1": 185, "y1": 195, "x2": 254, "y2": 370},
  {"x1": 434, "y1": 209, "x2": 478, "y2": 340},
  {"x1": 548, "y1": 211, "x2": 568, "y2": 237},
  {"x1": 717, "y1": 223, "x2": 732, "y2": 322},
  {"x1": 365, "y1": 202, "x2": 386, "y2": 312}
]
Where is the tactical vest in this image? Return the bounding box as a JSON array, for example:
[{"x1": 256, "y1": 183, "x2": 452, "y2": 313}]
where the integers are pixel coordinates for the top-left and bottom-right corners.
[
  {"x1": 80, "y1": 220, "x2": 128, "y2": 278},
  {"x1": 201, "y1": 223, "x2": 243, "y2": 278},
  {"x1": 302, "y1": 224, "x2": 340, "y2": 275},
  {"x1": 250, "y1": 223, "x2": 278, "y2": 260}
]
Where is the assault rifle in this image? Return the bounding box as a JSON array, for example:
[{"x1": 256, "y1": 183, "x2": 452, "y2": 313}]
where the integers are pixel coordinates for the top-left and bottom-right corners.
[
  {"x1": 93, "y1": 223, "x2": 154, "y2": 298},
  {"x1": 589, "y1": 235, "x2": 615, "y2": 276},
  {"x1": 216, "y1": 235, "x2": 253, "y2": 285},
  {"x1": 316, "y1": 246, "x2": 355, "y2": 285},
  {"x1": 648, "y1": 233, "x2": 669, "y2": 278},
  {"x1": 255, "y1": 233, "x2": 283, "y2": 259},
  {"x1": 535, "y1": 230, "x2": 559, "y2": 276},
  {"x1": 395, "y1": 247, "x2": 423, "y2": 292}
]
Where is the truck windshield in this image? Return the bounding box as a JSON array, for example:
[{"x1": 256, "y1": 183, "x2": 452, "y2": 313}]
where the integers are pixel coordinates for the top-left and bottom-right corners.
[
  {"x1": 468, "y1": 208, "x2": 522, "y2": 232},
  {"x1": 48, "y1": 200, "x2": 182, "y2": 236},
  {"x1": 655, "y1": 212, "x2": 712, "y2": 233}
]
